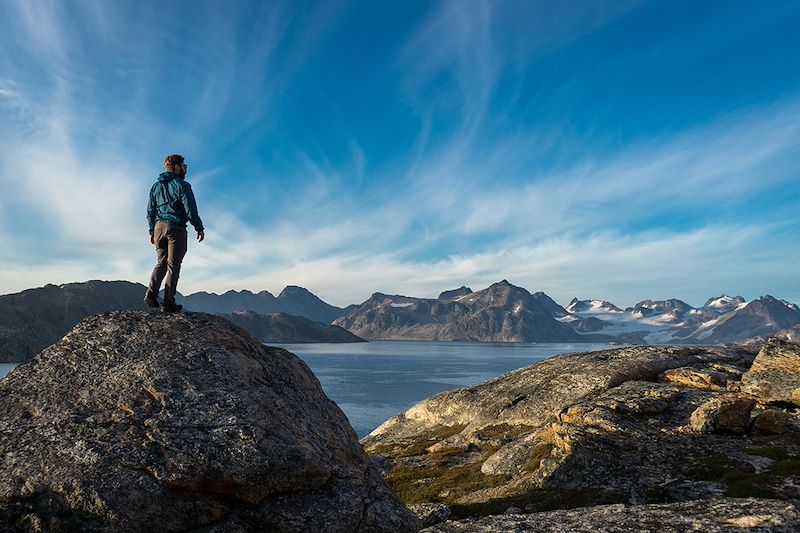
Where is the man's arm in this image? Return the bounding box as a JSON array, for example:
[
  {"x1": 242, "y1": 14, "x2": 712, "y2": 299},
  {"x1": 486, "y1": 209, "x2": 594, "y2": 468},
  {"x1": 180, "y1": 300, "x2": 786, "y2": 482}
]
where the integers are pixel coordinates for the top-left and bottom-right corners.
[
  {"x1": 146, "y1": 184, "x2": 157, "y2": 239},
  {"x1": 180, "y1": 182, "x2": 205, "y2": 241}
]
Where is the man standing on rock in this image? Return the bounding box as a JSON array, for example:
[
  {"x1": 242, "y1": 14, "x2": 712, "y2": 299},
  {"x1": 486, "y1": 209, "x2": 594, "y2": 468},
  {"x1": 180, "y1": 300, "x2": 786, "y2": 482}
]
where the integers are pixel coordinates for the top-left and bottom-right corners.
[{"x1": 144, "y1": 154, "x2": 205, "y2": 313}]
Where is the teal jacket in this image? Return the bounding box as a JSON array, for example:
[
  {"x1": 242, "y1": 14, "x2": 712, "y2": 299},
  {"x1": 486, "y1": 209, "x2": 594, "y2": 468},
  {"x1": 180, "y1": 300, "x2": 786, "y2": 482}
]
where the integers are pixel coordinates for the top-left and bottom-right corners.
[{"x1": 146, "y1": 172, "x2": 204, "y2": 235}]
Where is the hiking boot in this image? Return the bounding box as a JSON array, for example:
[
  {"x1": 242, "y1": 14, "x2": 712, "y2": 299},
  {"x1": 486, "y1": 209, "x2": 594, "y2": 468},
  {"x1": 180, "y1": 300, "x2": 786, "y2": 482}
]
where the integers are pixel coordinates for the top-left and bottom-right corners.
[
  {"x1": 143, "y1": 292, "x2": 159, "y2": 308},
  {"x1": 161, "y1": 302, "x2": 183, "y2": 313}
]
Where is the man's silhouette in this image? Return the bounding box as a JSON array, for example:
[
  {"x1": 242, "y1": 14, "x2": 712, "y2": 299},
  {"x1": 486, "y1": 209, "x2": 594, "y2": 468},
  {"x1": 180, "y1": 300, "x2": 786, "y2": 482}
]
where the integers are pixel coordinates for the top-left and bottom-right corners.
[{"x1": 144, "y1": 154, "x2": 205, "y2": 312}]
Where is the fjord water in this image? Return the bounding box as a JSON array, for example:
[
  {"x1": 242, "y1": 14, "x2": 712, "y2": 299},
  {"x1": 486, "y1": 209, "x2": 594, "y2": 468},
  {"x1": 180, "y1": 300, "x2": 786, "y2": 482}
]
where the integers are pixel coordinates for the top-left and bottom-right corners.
[
  {"x1": 0, "y1": 342, "x2": 612, "y2": 438},
  {"x1": 0, "y1": 364, "x2": 14, "y2": 379},
  {"x1": 279, "y1": 340, "x2": 611, "y2": 438}
]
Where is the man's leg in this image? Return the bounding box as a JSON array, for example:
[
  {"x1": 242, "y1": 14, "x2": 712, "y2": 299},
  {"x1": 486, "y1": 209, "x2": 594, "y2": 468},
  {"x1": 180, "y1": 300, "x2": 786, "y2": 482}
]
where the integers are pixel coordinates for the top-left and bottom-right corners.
[
  {"x1": 162, "y1": 223, "x2": 188, "y2": 308},
  {"x1": 145, "y1": 222, "x2": 169, "y2": 306}
]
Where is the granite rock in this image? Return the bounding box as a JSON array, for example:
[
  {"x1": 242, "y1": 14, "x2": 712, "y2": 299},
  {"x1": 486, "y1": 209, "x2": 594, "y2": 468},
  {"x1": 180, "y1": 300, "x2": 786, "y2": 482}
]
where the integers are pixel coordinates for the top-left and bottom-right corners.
[
  {"x1": 751, "y1": 408, "x2": 790, "y2": 435},
  {"x1": 689, "y1": 397, "x2": 755, "y2": 434},
  {"x1": 0, "y1": 311, "x2": 419, "y2": 532},
  {"x1": 742, "y1": 338, "x2": 800, "y2": 406}
]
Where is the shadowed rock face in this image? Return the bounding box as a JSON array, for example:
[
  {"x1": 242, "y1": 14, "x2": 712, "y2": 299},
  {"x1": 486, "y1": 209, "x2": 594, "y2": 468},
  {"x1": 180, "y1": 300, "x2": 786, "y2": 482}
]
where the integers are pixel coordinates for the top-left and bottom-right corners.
[
  {"x1": 0, "y1": 311, "x2": 419, "y2": 532},
  {"x1": 420, "y1": 498, "x2": 800, "y2": 532},
  {"x1": 363, "y1": 342, "x2": 800, "y2": 521}
]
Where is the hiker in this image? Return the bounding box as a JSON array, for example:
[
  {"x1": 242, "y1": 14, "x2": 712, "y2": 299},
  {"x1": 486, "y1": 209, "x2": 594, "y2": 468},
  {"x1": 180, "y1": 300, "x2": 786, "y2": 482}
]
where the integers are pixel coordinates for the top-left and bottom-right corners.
[{"x1": 144, "y1": 154, "x2": 205, "y2": 312}]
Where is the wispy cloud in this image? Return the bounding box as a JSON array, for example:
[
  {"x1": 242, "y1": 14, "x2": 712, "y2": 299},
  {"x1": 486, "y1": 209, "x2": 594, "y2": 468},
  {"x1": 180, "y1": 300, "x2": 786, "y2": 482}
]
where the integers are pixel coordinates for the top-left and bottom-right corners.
[
  {"x1": 0, "y1": 0, "x2": 798, "y2": 311},
  {"x1": 178, "y1": 95, "x2": 800, "y2": 306}
]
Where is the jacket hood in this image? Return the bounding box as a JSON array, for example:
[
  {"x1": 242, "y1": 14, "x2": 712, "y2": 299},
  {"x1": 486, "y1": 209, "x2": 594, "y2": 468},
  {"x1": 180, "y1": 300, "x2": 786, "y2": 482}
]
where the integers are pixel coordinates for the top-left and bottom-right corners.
[{"x1": 158, "y1": 172, "x2": 181, "y2": 182}]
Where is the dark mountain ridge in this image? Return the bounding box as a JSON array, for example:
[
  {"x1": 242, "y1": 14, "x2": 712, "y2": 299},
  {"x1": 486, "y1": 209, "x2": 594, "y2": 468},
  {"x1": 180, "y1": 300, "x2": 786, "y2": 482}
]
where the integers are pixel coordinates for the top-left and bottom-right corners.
[
  {"x1": 0, "y1": 280, "x2": 358, "y2": 362},
  {"x1": 178, "y1": 285, "x2": 349, "y2": 324},
  {"x1": 334, "y1": 280, "x2": 606, "y2": 343},
  {"x1": 223, "y1": 311, "x2": 366, "y2": 344}
]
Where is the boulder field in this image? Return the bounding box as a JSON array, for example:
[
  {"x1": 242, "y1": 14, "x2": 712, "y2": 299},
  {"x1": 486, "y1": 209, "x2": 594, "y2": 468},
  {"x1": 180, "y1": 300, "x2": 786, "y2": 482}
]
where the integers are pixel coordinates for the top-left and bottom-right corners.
[
  {"x1": 0, "y1": 311, "x2": 419, "y2": 532},
  {"x1": 363, "y1": 339, "x2": 800, "y2": 530}
]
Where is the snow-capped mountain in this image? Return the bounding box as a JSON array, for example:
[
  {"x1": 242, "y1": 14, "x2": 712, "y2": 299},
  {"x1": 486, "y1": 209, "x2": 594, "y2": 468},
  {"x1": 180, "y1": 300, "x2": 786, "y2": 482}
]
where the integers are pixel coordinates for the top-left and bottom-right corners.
[
  {"x1": 704, "y1": 294, "x2": 747, "y2": 312},
  {"x1": 566, "y1": 298, "x2": 623, "y2": 314},
  {"x1": 564, "y1": 293, "x2": 800, "y2": 344}
]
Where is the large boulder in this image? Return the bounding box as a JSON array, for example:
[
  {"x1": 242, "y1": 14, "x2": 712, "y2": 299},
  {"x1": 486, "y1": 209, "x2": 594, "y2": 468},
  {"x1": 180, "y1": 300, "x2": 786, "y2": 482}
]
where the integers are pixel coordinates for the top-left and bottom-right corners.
[
  {"x1": 689, "y1": 396, "x2": 755, "y2": 434},
  {"x1": 742, "y1": 338, "x2": 800, "y2": 406},
  {"x1": 0, "y1": 311, "x2": 419, "y2": 532}
]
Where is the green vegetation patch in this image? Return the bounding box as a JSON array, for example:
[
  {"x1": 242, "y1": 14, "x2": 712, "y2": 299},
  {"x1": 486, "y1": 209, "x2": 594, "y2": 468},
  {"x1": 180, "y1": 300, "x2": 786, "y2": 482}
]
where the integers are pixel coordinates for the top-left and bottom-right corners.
[
  {"x1": 688, "y1": 453, "x2": 782, "y2": 499},
  {"x1": 524, "y1": 443, "x2": 555, "y2": 472},
  {"x1": 744, "y1": 446, "x2": 800, "y2": 476},
  {"x1": 367, "y1": 423, "x2": 468, "y2": 458},
  {"x1": 745, "y1": 446, "x2": 790, "y2": 461},
  {"x1": 473, "y1": 423, "x2": 537, "y2": 442},
  {"x1": 449, "y1": 487, "x2": 629, "y2": 519},
  {"x1": 385, "y1": 447, "x2": 507, "y2": 506}
]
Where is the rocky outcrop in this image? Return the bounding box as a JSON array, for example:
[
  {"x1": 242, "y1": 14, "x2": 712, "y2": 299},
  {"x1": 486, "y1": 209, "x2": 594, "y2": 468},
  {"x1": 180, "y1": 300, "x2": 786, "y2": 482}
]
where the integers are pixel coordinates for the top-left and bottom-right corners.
[
  {"x1": 363, "y1": 342, "x2": 800, "y2": 520},
  {"x1": 0, "y1": 311, "x2": 418, "y2": 531},
  {"x1": 224, "y1": 311, "x2": 366, "y2": 343},
  {"x1": 742, "y1": 338, "x2": 800, "y2": 406},
  {"x1": 689, "y1": 397, "x2": 755, "y2": 434},
  {"x1": 420, "y1": 498, "x2": 800, "y2": 532},
  {"x1": 334, "y1": 281, "x2": 605, "y2": 342}
]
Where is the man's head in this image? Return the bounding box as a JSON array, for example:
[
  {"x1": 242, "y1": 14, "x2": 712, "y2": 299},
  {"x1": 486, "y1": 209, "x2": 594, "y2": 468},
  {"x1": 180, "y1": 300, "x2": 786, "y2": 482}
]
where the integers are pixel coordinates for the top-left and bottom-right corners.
[{"x1": 164, "y1": 154, "x2": 187, "y2": 178}]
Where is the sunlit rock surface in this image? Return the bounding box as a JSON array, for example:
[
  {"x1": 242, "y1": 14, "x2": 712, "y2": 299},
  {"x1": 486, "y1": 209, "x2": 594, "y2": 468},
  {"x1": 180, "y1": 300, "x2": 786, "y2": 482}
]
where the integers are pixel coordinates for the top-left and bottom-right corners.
[{"x1": 363, "y1": 342, "x2": 800, "y2": 523}]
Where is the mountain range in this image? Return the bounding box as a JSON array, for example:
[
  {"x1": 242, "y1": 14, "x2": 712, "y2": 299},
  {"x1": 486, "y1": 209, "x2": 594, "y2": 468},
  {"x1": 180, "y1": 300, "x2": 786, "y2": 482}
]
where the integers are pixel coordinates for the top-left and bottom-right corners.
[
  {"x1": 335, "y1": 281, "x2": 800, "y2": 345},
  {"x1": 562, "y1": 293, "x2": 800, "y2": 344},
  {"x1": 333, "y1": 280, "x2": 603, "y2": 343},
  {"x1": 177, "y1": 286, "x2": 355, "y2": 324},
  {"x1": 2, "y1": 279, "x2": 799, "y2": 362},
  {"x1": 0, "y1": 281, "x2": 361, "y2": 362},
  {"x1": 223, "y1": 311, "x2": 365, "y2": 344}
]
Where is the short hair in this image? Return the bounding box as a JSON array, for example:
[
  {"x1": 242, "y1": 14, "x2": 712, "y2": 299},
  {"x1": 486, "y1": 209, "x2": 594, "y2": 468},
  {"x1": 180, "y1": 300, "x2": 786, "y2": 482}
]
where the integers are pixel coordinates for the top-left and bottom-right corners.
[{"x1": 164, "y1": 154, "x2": 185, "y2": 171}]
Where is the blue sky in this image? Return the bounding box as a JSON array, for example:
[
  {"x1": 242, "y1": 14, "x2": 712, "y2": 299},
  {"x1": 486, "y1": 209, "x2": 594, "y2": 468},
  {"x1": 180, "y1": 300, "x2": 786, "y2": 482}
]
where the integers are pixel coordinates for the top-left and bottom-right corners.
[{"x1": 1, "y1": 0, "x2": 799, "y2": 308}]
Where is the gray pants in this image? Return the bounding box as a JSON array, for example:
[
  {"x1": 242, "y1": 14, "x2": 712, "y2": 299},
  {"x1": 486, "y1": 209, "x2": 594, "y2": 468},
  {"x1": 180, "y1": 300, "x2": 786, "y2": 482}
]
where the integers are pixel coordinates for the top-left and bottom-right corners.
[{"x1": 147, "y1": 221, "x2": 188, "y2": 305}]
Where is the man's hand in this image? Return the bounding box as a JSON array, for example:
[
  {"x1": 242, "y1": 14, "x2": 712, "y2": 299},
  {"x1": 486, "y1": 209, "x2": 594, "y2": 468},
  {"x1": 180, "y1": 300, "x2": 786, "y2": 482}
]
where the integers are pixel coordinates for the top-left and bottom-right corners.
[
  {"x1": 197, "y1": 230, "x2": 205, "y2": 242},
  {"x1": 149, "y1": 234, "x2": 155, "y2": 245}
]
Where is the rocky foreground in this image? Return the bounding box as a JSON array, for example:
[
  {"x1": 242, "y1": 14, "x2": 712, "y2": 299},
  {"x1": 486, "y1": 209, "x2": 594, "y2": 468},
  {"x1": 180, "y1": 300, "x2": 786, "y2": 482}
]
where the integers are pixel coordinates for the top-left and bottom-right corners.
[
  {"x1": 422, "y1": 498, "x2": 800, "y2": 532},
  {"x1": 363, "y1": 339, "x2": 800, "y2": 530},
  {"x1": 0, "y1": 311, "x2": 418, "y2": 531}
]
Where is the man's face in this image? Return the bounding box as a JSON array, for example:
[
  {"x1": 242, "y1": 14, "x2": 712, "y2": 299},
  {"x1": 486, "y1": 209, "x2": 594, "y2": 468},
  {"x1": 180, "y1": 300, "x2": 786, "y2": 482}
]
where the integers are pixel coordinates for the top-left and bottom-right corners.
[{"x1": 174, "y1": 162, "x2": 187, "y2": 178}]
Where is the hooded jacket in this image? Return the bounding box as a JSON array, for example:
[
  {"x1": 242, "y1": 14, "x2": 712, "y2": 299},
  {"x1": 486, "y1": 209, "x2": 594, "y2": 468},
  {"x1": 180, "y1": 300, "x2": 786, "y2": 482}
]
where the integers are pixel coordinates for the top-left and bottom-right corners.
[{"x1": 146, "y1": 172, "x2": 204, "y2": 235}]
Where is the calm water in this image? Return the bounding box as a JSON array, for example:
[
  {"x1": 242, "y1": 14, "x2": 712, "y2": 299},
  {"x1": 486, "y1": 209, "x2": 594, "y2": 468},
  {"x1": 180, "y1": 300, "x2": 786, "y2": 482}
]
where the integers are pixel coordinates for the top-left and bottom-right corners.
[
  {"x1": 278, "y1": 340, "x2": 610, "y2": 438},
  {"x1": 0, "y1": 364, "x2": 15, "y2": 380},
  {"x1": 0, "y1": 341, "x2": 611, "y2": 438}
]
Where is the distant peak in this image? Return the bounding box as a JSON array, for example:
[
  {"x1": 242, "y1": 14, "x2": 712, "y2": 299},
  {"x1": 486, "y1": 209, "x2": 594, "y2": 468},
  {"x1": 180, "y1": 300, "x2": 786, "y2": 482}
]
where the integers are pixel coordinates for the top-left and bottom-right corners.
[
  {"x1": 438, "y1": 286, "x2": 473, "y2": 301},
  {"x1": 704, "y1": 294, "x2": 745, "y2": 308},
  {"x1": 278, "y1": 286, "x2": 314, "y2": 298}
]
